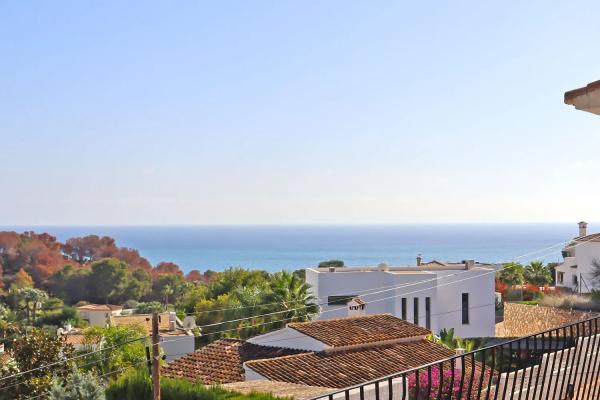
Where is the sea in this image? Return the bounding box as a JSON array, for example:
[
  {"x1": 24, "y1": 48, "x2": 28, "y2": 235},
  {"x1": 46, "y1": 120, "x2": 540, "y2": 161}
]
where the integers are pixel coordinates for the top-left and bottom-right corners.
[{"x1": 0, "y1": 224, "x2": 586, "y2": 273}]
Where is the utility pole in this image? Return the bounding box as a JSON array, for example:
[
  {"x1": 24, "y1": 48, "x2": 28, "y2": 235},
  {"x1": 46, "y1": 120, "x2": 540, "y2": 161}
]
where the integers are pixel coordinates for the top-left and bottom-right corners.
[{"x1": 151, "y1": 311, "x2": 161, "y2": 400}]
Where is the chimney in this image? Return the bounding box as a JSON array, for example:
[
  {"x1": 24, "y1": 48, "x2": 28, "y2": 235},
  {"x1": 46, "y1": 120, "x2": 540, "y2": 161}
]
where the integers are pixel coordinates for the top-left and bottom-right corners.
[
  {"x1": 416, "y1": 254, "x2": 422, "y2": 267},
  {"x1": 579, "y1": 221, "x2": 588, "y2": 237}
]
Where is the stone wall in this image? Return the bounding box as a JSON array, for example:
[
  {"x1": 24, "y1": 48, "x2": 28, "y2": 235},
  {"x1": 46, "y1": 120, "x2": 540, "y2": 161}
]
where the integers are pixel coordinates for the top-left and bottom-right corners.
[{"x1": 497, "y1": 302, "x2": 597, "y2": 337}]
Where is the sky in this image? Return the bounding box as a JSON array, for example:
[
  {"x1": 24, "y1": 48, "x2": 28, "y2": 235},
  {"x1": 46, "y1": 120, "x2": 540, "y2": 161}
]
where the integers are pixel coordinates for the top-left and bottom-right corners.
[{"x1": 1, "y1": 1, "x2": 600, "y2": 225}]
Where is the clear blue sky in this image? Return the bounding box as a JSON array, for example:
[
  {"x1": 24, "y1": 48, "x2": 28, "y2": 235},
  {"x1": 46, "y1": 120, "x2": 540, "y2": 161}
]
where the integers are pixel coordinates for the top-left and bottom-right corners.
[{"x1": 1, "y1": 1, "x2": 599, "y2": 225}]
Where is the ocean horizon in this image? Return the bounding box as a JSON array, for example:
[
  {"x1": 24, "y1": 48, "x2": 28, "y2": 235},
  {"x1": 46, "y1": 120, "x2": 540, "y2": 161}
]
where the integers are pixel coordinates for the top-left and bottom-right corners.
[{"x1": 0, "y1": 223, "x2": 589, "y2": 273}]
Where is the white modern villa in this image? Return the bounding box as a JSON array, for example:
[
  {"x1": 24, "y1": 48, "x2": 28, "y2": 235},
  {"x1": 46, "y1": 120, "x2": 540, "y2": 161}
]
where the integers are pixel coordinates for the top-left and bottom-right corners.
[
  {"x1": 555, "y1": 222, "x2": 600, "y2": 293},
  {"x1": 305, "y1": 259, "x2": 498, "y2": 338}
]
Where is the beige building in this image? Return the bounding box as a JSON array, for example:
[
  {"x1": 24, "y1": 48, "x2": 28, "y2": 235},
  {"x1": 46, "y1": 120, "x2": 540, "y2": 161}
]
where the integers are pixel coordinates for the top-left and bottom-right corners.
[{"x1": 76, "y1": 304, "x2": 123, "y2": 327}]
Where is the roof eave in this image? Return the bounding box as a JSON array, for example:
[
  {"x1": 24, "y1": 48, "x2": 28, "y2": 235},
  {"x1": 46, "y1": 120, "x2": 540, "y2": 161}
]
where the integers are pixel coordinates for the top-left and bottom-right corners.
[{"x1": 565, "y1": 80, "x2": 600, "y2": 115}]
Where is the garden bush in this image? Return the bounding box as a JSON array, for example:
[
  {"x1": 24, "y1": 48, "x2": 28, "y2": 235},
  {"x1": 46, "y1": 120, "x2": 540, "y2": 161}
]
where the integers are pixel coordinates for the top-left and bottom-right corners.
[
  {"x1": 106, "y1": 370, "x2": 286, "y2": 400},
  {"x1": 539, "y1": 293, "x2": 600, "y2": 312}
]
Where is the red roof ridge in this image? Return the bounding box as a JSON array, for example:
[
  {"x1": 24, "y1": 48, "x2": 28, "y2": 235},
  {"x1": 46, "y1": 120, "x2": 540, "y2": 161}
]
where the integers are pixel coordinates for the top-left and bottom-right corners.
[{"x1": 287, "y1": 313, "x2": 392, "y2": 327}]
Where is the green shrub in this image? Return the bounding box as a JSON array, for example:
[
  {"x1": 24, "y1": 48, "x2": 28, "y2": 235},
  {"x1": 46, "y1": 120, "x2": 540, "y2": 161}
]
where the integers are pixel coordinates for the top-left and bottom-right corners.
[
  {"x1": 37, "y1": 306, "x2": 84, "y2": 327},
  {"x1": 48, "y1": 366, "x2": 105, "y2": 400},
  {"x1": 518, "y1": 300, "x2": 539, "y2": 306},
  {"x1": 318, "y1": 260, "x2": 345, "y2": 269},
  {"x1": 591, "y1": 289, "x2": 600, "y2": 303},
  {"x1": 123, "y1": 299, "x2": 139, "y2": 309},
  {"x1": 106, "y1": 370, "x2": 287, "y2": 400},
  {"x1": 135, "y1": 301, "x2": 164, "y2": 314}
]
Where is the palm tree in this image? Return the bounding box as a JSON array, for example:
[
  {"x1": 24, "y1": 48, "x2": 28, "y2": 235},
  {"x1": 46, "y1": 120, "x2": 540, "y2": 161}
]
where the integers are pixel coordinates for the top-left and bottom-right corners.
[
  {"x1": 161, "y1": 284, "x2": 174, "y2": 308},
  {"x1": 268, "y1": 271, "x2": 319, "y2": 322},
  {"x1": 524, "y1": 260, "x2": 552, "y2": 286},
  {"x1": 15, "y1": 287, "x2": 48, "y2": 324},
  {"x1": 497, "y1": 262, "x2": 525, "y2": 287},
  {"x1": 433, "y1": 328, "x2": 475, "y2": 352}
]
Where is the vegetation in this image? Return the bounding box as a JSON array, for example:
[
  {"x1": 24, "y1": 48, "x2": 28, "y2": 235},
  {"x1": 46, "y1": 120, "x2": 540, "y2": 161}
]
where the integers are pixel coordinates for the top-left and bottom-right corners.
[
  {"x1": 318, "y1": 260, "x2": 345, "y2": 269},
  {"x1": 539, "y1": 292, "x2": 600, "y2": 312},
  {"x1": 0, "y1": 230, "x2": 320, "y2": 396},
  {"x1": 497, "y1": 262, "x2": 525, "y2": 287},
  {"x1": 496, "y1": 260, "x2": 553, "y2": 302},
  {"x1": 0, "y1": 329, "x2": 75, "y2": 399},
  {"x1": 430, "y1": 328, "x2": 476, "y2": 352},
  {"x1": 48, "y1": 367, "x2": 105, "y2": 400},
  {"x1": 106, "y1": 370, "x2": 286, "y2": 400},
  {"x1": 82, "y1": 325, "x2": 148, "y2": 376}
]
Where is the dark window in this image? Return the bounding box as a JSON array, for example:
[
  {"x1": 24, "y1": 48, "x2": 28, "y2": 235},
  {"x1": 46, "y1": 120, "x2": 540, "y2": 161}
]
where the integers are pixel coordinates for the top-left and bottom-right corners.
[
  {"x1": 413, "y1": 298, "x2": 419, "y2": 325},
  {"x1": 327, "y1": 295, "x2": 358, "y2": 306},
  {"x1": 557, "y1": 272, "x2": 564, "y2": 284},
  {"x1": 401, "y1": 298, "x2": 407, "y2": 320},
  {"x1": 462, "y1": 293, "x2": 469, "y2": 324},
  {"x1": 425, "y1": 297, "x2": 431, "y2": 329}
]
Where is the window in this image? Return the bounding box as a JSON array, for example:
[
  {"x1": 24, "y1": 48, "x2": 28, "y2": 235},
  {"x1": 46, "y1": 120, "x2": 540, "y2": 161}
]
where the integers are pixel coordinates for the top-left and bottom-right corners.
[
  {"x1": 401, "y1": 298, "x2": 407, "y2": 320},
  {"x1": 425, "y1": 297, "x2": 431, "y2": 329},
  {"x1": 557, "y1": 272, "x2": 564, "y2": 284},
  {"x1": 328, "y1": 295, "x2": 358, "y2": 306},
  {"x1": 413, "y1": 298, "x2": 419, "y2": 325},
  {"x1": 462, "y1": 293, "x2": 469, "y2": 324},
  {"x1": 573, "y1": 275, "x2": 579, "y2": 287}
]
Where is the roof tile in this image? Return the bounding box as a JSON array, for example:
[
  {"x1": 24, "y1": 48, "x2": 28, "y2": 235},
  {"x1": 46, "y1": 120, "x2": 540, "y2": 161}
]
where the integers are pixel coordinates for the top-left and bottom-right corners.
[
  {"x1": 287, "y1": 314, "x2": 430, "y2": 347},
  {"x1": 245, "y1": 340, "x2": 455, "y2": 388},
  {"x1": 161, "y1": 339, "x2": 306, "y2": 385}
]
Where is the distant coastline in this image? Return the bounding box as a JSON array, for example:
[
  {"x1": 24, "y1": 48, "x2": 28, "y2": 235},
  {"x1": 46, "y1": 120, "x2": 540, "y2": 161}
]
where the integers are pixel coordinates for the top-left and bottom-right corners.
[{"x1": 0, "y1": 223, "x2": 581, "y2": 273}]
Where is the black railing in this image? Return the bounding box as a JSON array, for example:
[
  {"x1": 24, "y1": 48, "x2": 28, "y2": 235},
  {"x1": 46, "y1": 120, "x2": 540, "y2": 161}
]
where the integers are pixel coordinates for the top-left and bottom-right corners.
[{"x1": 311, "y1": 316, "x2": 600, "y2": 400}]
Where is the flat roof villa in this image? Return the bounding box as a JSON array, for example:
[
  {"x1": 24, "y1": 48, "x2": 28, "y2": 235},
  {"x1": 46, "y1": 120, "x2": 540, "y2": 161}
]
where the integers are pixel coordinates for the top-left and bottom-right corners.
[
  {"x1": 162, "y1": 314, "x2": 458, "y2": 395},
  {"x1": 305, "y1": 259, "x2": 498, "y2": 338}
]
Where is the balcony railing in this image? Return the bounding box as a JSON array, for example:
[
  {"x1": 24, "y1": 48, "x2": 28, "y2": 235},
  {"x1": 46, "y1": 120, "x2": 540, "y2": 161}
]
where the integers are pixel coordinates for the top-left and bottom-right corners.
[{"x1": 310, "y1": 316, "x2": 600, "y2": 400}]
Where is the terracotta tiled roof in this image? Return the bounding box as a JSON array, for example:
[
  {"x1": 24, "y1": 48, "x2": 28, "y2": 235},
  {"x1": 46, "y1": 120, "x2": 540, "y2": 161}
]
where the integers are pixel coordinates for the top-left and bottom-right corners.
[
  {"x1": 245, "y1": 340, "x2": 455, "y2": 388},
  {"x1": 287, "y1": 314, "x2": 430, "y2": 347},
  {"x1": 571, "y1": 233, "x2": 600, "y2": 244},
  {"x1": 64, "y1": 333, "x2": 86, "y2": 345},
  {"x1": 77, "y1": 304, "x2": 122, "y2": 311},
  {"x1": 161, "y1": 338, "x2": 307, "y2": 384},
  {"x1": 0, "y1": 352, "x2": 11, "y2": 365},
  {"x1": 112, "y1": 313, "x2": 171, "y2": 333}
]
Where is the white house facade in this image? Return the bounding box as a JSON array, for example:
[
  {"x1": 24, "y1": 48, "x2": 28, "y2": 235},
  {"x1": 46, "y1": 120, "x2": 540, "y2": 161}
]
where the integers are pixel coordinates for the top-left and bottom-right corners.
[
  {"x1": 305, "y1": 259, "x2": 497, "y2": 338},
  {"x1": 76, "y1": 304, "x2": 123, "y2": 327},
  {"x1": 555, "y1": 222, "x2": 600, "y2": 294}
]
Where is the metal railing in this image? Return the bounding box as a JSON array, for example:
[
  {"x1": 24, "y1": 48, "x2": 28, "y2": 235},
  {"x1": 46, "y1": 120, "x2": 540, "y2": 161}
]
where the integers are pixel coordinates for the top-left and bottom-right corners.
[{"x1": 311, "y1": 316, "x2": 600, "y2": 400}]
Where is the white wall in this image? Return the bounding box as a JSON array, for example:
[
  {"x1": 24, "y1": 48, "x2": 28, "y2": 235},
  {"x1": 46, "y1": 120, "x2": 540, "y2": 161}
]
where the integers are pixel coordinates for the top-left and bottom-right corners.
[
  {"x1": 247, "y1": 327, "x2": 329, "y2": 351},
  {"x1": 306, "y1": 266, "x2": 496, "y2": 338},
  {"x1": 84, "y1": 311, "x2": 112, "y2": 327},
  {"x1": 243, "y1": 365, "x2": 268, "y2": 381},
  {"x1": 160, "y1": 335, "x2": 195, "y2": 362},
  {"x1": 436, "y1": 268, "x2": 496, "y2": 337},
  {"x1": 556, "y1": 242, "x2": 600, "y2": 293}
]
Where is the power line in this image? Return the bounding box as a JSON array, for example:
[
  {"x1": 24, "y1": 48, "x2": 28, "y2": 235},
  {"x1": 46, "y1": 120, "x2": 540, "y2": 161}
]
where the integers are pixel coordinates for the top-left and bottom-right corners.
[
  {"x1": 3, "y1": 232, "x2": 595, "y2": 386},
  {"x1": 23, "y1": 358, "x2": 149, "y2": 400},
  {"x1": 0, "y1": 335, "x2": 148, "y2": 385}
]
